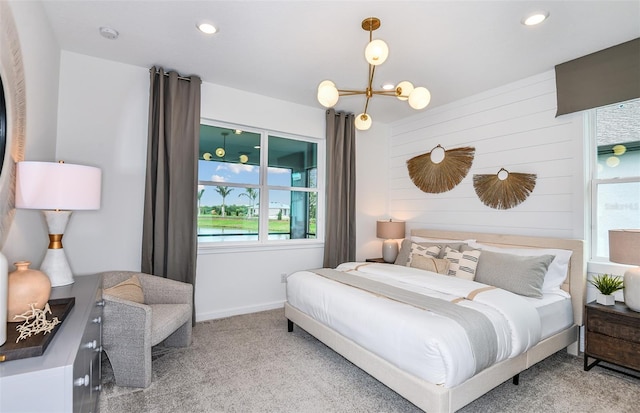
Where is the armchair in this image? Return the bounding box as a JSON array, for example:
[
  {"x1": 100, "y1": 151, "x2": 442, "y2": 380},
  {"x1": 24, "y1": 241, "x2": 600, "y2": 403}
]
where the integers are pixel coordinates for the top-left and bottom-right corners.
[{"x1": 100, "y1": 271, "x2": 193, "y2": 388}]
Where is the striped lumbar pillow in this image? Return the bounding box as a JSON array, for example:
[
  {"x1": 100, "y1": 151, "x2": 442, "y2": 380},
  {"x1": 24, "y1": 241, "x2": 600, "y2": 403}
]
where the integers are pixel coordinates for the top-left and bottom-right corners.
[{"x1": 444, "y1": 246, "x2": 481, "y2": 280}]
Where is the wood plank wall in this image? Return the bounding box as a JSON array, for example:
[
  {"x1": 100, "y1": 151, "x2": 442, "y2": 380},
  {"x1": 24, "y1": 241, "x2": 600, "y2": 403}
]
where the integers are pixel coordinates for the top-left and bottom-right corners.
[{"x1": 388, "y1": 71, "x2": 585, "y2": 239}]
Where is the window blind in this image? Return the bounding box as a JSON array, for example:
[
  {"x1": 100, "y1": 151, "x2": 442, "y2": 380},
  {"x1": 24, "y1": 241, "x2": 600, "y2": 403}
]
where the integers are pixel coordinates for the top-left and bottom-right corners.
[{"x1": 555, "y1": 38, "x2": 640, "y2": 116}]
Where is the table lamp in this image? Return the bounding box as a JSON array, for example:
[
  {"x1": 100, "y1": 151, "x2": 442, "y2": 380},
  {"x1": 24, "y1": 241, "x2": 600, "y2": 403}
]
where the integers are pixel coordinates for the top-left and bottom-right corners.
[
  {"x1": 376, "y1": 220, "x2": 405, "y2": 263},
  {"x1": 609, "y1": 229, "x2": 640, "y2": 312},
  {"x1": 15, "y1": 161, "x2": 101, "y2": 287}
]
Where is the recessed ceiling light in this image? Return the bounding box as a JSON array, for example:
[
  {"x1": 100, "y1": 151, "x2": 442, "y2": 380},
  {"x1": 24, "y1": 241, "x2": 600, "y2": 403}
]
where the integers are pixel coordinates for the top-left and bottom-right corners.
[
  {"x1": 197, "y1": 22, "x2": 217, "y2": 34},
  {"x1": 522, "y1": 11, "x2": 549, "y2": 26},
  {"x1": 381, "y1": 83, "x2": 395, "y2": 91},
  {"x1": 99, "y1": 26, "x2": 119, "y2": 40}
]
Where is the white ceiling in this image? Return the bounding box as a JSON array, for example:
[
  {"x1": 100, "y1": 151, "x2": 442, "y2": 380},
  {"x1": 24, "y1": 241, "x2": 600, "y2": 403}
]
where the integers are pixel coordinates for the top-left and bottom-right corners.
[{"x1": 40, "y1": 0, "x2": 640, "y2": 124}]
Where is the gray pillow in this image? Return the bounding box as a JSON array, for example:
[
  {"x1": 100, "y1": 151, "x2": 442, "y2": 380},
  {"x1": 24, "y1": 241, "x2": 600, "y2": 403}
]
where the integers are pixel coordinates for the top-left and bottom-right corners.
[
  {"x1": 475, "y1": 250, "x2": 555, "y2": 298},
  {"x1": 394, "y1": 239, "x2": 467, "y2": 264}
]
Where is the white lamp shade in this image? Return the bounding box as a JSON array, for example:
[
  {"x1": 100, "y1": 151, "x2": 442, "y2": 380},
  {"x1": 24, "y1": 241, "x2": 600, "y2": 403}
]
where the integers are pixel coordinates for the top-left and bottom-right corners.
[
  {"x1": 365, "y1": 39, "x2": 389, "y2": 66},
  {"x1": 16, "y1": 161, "x2": 102, "y2": 210},
  {"x1": 354, "y1": 113, "x2": 372, "y2": 130},
  {"x1": 396, "y1": 81, "x2": 414, "y2": 101},
  {"x1": 317, "y1": 80, "x2": 339, "y2": 108},
  {"x1": 408, "y1": 87, "x2": 431, "y2": 110}
]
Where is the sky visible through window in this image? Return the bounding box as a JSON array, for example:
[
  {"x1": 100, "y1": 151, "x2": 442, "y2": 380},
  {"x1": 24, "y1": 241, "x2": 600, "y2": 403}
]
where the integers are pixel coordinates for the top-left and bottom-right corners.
[{"x1": 198, "y1": 160, "x2": 291, "y2": 207}]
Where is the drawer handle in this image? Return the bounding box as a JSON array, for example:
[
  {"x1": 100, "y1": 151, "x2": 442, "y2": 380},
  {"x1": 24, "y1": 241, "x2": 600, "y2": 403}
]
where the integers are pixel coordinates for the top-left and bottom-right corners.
[
  {"x1": 96, "y1": 300, "x2": 105, "y2": 307},
  {"x1": 95, "y1": 345, "x2": 103, "y2": 353},
  {"x1": 92, "y1": 316, "x2": 102, "y2": 324},
  {"x1": 74, "y1": 374, "x2": 90, "y2": 387},
  {"x1": 82, "y1": 340, "x2": 97, "y2": 350},
  {"x1": 93, "y1": 384, "x2": 103, "y2": 392}
]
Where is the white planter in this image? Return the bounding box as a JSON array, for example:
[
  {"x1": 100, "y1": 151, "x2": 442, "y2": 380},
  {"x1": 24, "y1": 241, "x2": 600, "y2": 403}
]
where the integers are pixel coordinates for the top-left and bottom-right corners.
[{"x1": 596, "y1": 293, "x2": 616, "y2": 306}]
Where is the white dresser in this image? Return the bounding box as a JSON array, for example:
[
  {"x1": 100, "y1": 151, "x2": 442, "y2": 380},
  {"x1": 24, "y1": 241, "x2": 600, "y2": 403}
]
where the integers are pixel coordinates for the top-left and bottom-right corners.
[{"x1": 0, "y1": 274, "x2": 103, "y2": 413}]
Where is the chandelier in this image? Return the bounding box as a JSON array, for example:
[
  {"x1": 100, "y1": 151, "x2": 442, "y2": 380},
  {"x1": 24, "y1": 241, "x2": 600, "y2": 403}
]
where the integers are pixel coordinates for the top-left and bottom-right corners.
[{"x1": 317, "y1": 17, "x2": 431, "y2": 131}]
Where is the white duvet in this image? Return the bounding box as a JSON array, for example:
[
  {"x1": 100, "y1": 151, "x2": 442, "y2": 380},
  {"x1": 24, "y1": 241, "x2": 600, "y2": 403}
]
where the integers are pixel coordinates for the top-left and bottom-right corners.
[{"x1": 286, "y1": 262, "x2": 542, "y2": 388}]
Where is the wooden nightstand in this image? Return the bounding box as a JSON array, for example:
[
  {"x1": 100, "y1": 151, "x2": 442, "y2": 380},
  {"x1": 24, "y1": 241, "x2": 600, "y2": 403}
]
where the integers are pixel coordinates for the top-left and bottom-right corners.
[
  {"x1": 584, "y1": 301, "x2": 640, "y2": 378},
  {"x1": 365, "y1": 258, "x2": 386, "y2": 263}
]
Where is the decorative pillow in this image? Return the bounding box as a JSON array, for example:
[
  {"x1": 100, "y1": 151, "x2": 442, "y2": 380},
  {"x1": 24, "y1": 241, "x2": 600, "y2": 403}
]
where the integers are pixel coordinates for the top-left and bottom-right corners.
[
  {"x1": 395, "y1": 239, "x2": 466, "y2": 264},
  {"x1": 474, "y1": 250, "x2": 555, "y2": 298},
  {"x1": 410, "y1": 254, "x2": 450, "y2": 275},
  {"x1": 406, "y1": 243, "x2": 441, "y2": 266},
  {"x1": 468, "y1": 241, "x2": 572, "y2": 294},
  {"x1": 444, "y1": 247, "x2": 481, "y2": 280},
  {"x1": 103, "y1": 275, "x2": 144, "y2": 303}
]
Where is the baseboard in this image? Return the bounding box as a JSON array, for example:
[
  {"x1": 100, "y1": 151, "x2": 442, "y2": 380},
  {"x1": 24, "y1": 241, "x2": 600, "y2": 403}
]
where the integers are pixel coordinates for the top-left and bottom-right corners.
[{"x1": 195, "y1": 300, "x2": 285, "y2": 322}]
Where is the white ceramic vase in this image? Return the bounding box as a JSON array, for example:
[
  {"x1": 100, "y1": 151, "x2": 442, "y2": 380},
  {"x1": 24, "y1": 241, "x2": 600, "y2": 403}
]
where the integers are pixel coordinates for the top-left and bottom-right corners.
[
  {"x1": 0, "y1": 251, "x2": 8, "y2": 346},
  {"x1": 623, "y1": 267, "x2": 640, "y2": 312}
]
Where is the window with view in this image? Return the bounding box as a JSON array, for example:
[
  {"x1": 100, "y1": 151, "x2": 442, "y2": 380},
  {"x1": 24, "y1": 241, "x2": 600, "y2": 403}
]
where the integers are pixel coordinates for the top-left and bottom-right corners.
[
  {"x1": 197, "y1": 122, "x2": 321, "y2": 243},
  {"x1": 591, "y1": 98, "x2": 640, "y2": 260}
]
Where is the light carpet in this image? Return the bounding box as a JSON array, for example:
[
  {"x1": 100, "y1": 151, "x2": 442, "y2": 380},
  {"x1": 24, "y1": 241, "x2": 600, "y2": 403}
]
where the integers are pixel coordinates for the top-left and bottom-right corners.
[{"x1": 99, "y1": 308, "x2": 638, "y2": 413}]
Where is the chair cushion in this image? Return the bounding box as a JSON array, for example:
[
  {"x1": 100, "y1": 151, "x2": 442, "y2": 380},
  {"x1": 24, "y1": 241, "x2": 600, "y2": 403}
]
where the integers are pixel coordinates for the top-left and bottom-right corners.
[
  {"x1": 103, "y1": 275, "x2": 144, "y2": 303},
  {"x1": 150, "y1": 303, "x2": 191, "y2": 345}
]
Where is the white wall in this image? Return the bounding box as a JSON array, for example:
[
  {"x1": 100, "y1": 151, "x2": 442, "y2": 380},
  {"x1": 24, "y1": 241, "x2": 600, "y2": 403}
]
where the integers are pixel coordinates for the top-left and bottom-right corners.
[
  {"x1": 2, "y1": 1, "x2": 60, "y2": 266},
  {"x1": 388, "y1": 71, "x2": 586, "y2": 240}
]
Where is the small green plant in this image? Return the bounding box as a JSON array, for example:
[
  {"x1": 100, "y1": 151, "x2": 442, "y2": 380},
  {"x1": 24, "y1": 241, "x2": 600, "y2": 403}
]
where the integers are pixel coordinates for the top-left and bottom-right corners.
[{"x1": 589, "y1": 273, "x2": 624, "y2": 295}]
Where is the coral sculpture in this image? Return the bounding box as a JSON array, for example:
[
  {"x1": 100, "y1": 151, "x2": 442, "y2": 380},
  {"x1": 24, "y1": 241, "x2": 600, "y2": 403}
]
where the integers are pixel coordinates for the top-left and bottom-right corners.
[{"x1": 13, "y1": 303, "x2": 60, "y2": 343}]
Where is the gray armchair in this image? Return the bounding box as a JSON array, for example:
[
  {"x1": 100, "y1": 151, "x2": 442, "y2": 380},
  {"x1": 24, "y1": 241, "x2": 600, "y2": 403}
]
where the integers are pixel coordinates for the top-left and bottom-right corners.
[{"x1": 100, "y1": 271, "x2": 193, "y2": 388}]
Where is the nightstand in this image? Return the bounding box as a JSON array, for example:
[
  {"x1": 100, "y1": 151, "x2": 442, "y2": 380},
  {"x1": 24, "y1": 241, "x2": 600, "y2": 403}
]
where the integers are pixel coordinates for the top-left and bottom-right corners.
[
  {"x1": 584, "y1": 301, "x2": 640, "y2": 378},
  {"x1": 365, "y1": 258, "x2": 386, "y2": 263}
]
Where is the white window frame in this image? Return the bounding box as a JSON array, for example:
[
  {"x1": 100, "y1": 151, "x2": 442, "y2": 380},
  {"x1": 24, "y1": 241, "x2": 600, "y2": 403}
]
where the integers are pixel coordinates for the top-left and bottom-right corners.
[
  {"x1": 587, "y1": 103, "x2": 640, "y2": 263},
  {"x1": 197, "y1": 119, "x2": 325, "y2": 252}
]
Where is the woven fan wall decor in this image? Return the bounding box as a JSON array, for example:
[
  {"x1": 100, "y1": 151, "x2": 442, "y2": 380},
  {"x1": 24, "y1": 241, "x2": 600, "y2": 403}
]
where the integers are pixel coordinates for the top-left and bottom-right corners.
[
  {"x1": 473, "y1": 168, "x2": 537, "y2": 209},
  {"x1": 407, "y1": 145, "x2": 475, "y2": 193}
]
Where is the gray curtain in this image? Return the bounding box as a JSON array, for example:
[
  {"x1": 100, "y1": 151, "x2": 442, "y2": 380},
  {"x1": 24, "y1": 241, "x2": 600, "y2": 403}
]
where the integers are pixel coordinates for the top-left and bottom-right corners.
[
  {"x1": 323, "y1": 109, "x2": 356, "y2": 268},
  {"x1": 555, "y1": 38, "x2": 640, "y2": 116},
  {"x1": 142, "y1": 67, "x2": 201, "y2": 288}
]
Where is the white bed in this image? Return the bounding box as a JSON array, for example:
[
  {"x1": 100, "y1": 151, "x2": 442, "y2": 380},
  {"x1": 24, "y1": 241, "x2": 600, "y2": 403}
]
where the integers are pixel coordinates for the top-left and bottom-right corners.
[{"x1": 284, "y1": 229, "x2": 585, "y2": 413}]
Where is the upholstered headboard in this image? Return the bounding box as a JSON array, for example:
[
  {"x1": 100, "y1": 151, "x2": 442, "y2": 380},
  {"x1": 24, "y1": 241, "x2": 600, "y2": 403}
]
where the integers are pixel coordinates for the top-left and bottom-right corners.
[{"x1": 410, "y1": 229, "x2": 587, "y2": 325}]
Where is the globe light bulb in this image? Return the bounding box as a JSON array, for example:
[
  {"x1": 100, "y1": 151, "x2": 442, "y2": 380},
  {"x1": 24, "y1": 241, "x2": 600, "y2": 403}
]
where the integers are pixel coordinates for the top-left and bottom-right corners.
[
  {"x1": 354, "y1": 113, "x2": 372, "y2": 130},
  {"x1": 408, "y1": 87, "x2": 431, "y2": 110},
  {"x1": 317, "y1": 80, "x2": 339, "y2": 108},
  {"x1": 365, "y1": 39, "x2": 389, "y2": 66},
  {"x1": 396, "y1": 81, "x2": 414, "y2": 101}
]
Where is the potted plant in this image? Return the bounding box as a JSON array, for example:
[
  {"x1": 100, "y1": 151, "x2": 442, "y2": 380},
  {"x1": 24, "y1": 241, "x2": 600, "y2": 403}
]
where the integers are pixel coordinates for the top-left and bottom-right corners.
[{"x1": 589, "y1": 273, "x2": 624, "y2": 305}]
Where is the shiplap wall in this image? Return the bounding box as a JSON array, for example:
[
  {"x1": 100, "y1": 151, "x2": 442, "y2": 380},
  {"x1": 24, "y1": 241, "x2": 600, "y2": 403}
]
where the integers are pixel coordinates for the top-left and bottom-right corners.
[{"x1": 388, "y1": 70, "x2": 586, "y2": 239}]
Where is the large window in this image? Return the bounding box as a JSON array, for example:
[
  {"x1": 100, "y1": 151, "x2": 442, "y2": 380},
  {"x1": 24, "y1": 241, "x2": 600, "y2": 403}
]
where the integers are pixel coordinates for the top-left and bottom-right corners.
[
  {"x1": 197, "y1": 121, "x2": 321, "y2": 243},
  {"x1": 590, "y1": 98, "x2": 640, "y2": 260}
]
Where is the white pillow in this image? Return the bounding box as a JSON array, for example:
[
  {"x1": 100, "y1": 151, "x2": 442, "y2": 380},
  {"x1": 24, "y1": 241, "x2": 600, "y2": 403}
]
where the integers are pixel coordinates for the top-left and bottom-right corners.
[
  {"x1": 412, "y1": 236, "x2": 475, "y2": 245},
  {"x1": 468, "y1": 241, "x2": 572, "y2": 294}
]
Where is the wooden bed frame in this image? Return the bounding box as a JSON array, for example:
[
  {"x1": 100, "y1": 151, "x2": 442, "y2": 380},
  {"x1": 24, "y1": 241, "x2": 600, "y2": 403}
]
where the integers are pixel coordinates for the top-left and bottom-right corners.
[{"x1": 285, "y1": 229, "x2": 586, "y2": 413}]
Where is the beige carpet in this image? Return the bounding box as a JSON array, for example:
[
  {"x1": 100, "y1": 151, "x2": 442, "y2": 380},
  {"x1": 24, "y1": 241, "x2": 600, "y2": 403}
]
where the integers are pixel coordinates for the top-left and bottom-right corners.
[{"x1": 99, "y1": 308, "x2": 638, "y2": 413}]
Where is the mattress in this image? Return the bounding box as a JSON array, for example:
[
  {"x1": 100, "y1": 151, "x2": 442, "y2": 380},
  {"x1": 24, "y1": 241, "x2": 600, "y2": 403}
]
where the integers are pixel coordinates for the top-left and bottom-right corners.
[{"x1": 286, "y1": 262, "x2": 573, "y2": 388}]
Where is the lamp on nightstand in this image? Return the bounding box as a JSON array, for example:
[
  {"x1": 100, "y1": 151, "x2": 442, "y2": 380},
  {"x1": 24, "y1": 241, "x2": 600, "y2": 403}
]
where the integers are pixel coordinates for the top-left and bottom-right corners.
[
  {"x1": 609, "y1": 229, "x2": 640, "y2": 312},
  {"x1": 15, "y1": 161, "x2": 102, "y2": 287},
  {"x1": 376, "y1": 220, "x2": 405, "y2": 263}
]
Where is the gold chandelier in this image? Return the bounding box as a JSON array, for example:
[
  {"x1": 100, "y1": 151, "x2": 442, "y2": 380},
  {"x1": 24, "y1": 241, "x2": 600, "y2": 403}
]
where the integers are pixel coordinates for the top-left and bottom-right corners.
[{"x1": 317, "y1": 17, "x2": 431, "y2": 131}]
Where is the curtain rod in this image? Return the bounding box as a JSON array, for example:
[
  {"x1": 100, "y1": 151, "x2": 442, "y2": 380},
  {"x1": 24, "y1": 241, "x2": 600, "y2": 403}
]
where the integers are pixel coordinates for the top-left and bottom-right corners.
[{"x1": 149, "y1": 68, "x2": 193, "y2": 82}]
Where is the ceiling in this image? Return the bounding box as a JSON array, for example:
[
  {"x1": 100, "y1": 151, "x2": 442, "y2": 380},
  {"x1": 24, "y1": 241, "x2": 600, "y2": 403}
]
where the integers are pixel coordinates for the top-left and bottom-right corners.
[{"x1": 40, "y1": 0, "x2": 640, "y2": 125}]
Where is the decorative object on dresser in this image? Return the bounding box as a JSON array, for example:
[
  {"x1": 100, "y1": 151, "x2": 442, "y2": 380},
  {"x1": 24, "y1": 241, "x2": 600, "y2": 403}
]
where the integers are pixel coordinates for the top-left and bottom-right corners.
[
  {"x1": 376, "y1": 220, "x2": 405, "y2": 263},
  {"x1": 15, "y1": 161, "x2": 102, "y2": 287},
  {"x1": 101, "y1": 271, "x2": 193, "y2": 388},
  {"x1": 316, "y1": 17, "x2": 431, "y2": 131},
  {"x1": 588, "y1": 273, "x2": 624, "y2": 306},
  {"x1": 406, "y1": 145, "x2": 475, "y2": 193},
  {"x1": 0, "y1": 251, "x2": 7, "y2": 346},
  {"x1": 584, "y1": 301, "x2": 640, "y2": 378},
  {"x1": 473, "y1": 168, "x2": 537, "y2": 210},
  {"x1": 609, "y1": 229, "x2": 640, "y2": 312},
  {"x1": 6, "y1": 261, "x2": 51, "y2": 320},
  {"x1": 0, "y1": 274, "x2": 103, "y2": 413}
]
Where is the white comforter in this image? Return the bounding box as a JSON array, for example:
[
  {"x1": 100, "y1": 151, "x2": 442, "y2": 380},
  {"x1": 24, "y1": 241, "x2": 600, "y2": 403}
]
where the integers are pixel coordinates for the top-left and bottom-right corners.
[{"x1": 286, "y1": 262, "x2": 542, "y2": 387}]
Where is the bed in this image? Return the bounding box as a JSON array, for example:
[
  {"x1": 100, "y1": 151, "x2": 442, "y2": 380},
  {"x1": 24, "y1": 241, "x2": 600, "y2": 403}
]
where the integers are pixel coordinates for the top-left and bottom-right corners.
[{"x1": 284, "y1": 229, "x2": 585, "y2": 412}]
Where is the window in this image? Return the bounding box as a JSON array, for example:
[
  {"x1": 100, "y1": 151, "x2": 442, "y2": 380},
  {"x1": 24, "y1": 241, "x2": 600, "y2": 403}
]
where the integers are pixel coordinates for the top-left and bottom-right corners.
[
  {"x1": 590, "y1": 98, "x2": 640, "y2": 260},
  {"x1": 197, "y1": 121, "x2": 322, "y2": 244}
]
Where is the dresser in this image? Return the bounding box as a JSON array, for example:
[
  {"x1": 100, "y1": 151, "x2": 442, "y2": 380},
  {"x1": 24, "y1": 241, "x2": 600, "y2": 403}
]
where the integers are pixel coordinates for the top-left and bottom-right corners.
[
  {"x1": 584, "y1": 301, "x2": 640, "y2": 376},
  {"x1": 0, "y1": 274, "x2": 103, "y2": 413}
]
